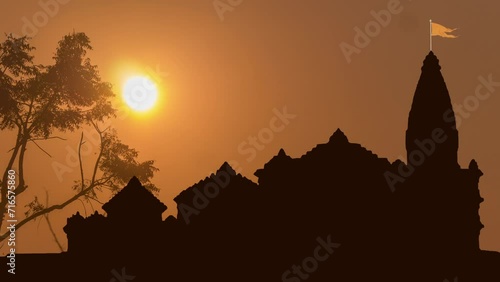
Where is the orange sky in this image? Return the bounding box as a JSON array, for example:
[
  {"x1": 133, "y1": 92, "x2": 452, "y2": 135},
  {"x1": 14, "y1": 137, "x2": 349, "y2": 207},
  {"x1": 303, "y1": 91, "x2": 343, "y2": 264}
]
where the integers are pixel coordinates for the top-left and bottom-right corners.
[{"x1": 0, "y1": 0, "x2": 499, "y2": 254}]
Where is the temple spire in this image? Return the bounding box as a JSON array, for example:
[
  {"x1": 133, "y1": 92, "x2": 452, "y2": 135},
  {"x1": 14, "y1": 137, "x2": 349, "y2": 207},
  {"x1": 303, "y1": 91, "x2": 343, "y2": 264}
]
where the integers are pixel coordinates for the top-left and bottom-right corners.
[{"x1": 406, "y1": 51, "x2": 459, "y2": 171}]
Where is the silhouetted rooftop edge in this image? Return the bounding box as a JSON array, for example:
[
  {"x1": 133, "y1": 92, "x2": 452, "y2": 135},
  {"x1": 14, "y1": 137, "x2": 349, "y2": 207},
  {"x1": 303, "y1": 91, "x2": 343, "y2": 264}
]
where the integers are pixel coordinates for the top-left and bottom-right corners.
[
  {"x1": 102, "y1": 176, "x2": 167, "y2": 213},
  {"x1": 218, "y1": 161, "x2": 236, "y2": 176},
  {"x1": 329, "y1": 128, "x2": 348, "y2": 143},
  {"x1": 174, "y1": 162, "x2": 257, "y2": 204},
  {"x1": 254, "y1": 148, "x2": 293, "y2": 177}
]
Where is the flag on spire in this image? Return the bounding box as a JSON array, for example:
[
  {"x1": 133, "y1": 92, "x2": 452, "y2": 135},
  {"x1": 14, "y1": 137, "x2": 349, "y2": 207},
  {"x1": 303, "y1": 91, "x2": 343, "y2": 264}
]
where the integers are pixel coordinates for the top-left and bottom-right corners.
[
  {"x1": 431, "y1": 22, "x2": 458, "y2": 38},
  {"x1": 429, "y1": 20, "x2": 458, "y2": 51}
]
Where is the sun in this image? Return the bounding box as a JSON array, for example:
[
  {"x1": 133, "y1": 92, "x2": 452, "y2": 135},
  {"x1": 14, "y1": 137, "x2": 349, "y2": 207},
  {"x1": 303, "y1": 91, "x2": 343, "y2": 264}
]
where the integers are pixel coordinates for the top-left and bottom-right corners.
[{"x1": 122, "y1": 75, "x2": 158, "y2": 112}]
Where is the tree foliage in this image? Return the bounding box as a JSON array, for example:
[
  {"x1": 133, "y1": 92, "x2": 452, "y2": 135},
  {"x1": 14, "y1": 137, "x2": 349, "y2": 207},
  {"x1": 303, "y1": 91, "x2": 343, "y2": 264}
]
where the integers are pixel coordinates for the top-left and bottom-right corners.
[{"x1": 0, "y1": 32, "x2": 159, "y2": 244}]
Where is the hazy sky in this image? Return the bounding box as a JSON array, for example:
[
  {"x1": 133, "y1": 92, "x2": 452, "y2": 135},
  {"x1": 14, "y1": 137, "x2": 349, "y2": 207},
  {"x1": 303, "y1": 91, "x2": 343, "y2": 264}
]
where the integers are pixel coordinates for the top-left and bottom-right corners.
[{"x1": 1, "y1": 0, "x2": 499, "y2": 254}]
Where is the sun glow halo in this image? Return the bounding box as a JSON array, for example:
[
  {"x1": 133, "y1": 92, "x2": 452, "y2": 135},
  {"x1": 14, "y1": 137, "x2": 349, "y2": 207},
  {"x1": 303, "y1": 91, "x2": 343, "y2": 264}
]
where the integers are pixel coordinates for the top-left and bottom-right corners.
[{"x1": 122, "y1": 75, "x2": 159, "y2": 112}]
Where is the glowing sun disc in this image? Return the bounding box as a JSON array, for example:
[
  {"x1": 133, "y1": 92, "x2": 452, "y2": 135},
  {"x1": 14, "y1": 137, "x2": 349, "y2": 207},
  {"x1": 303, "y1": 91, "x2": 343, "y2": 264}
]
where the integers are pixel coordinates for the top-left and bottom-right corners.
[{"x1": 123, "y1": 76, "x2": 158, "y2": 112}]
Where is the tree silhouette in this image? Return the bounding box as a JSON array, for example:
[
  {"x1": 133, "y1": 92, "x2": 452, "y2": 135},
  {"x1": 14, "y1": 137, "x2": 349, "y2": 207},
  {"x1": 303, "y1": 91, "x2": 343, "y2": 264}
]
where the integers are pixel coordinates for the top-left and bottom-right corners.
[{"x1": 0, "y1": 32, "x2": 159, "y2": 244}]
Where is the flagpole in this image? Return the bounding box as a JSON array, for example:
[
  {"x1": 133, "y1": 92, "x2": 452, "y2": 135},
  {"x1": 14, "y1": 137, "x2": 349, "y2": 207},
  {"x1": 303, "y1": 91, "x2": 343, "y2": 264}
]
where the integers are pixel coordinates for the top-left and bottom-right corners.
[{"x1": 430, "y1": 19, "x2": 432, "y2": 51}]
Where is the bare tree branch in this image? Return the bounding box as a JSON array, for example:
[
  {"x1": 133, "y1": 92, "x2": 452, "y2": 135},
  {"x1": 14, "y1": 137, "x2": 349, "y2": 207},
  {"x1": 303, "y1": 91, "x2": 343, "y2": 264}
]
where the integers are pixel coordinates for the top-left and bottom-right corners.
[
  {"x1": 43, "y1": 190, "x2": 64, "y2": 252},
  {"x1": 90, "y1": 120, "x2": 104, "y2": 185},
  {"x1": 29, "y1": 139, "x2": 52, "y2": 158},
  {"x1": 44, "y1": 215, "x2": 64, "y2": 252},
  {"x1": 0, "y1": 180, "x2": 104, "y2": 241},
  {"x1": 78, "y1": 132, "x2": 85, "y2": 192},
  {"x1": 88, "y1": 196, "x2": 105, "y2": 205},
  {"x1": 30, "y1": 136, "x2": 67, "y2": 141},
  {"x1": 77, "y1": 198, "x2": 88, "y2": 217}
]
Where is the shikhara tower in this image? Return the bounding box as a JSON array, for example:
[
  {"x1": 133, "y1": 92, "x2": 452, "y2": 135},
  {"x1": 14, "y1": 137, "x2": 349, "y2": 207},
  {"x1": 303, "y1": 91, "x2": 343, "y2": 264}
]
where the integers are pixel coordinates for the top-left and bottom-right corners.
[
  {"x1": 402, "y1": 51, "x2": 484, "y2": 261},
  {"x1": 406, "y1": 51, "x2": 459, "y2": 172}
]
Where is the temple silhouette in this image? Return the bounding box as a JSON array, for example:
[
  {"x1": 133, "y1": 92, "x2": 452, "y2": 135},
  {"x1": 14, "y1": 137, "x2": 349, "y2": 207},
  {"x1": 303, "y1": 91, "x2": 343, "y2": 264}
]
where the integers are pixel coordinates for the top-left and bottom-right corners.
[{"x1": 2, "y1": 51, "x2": 500, "y2": 281}]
